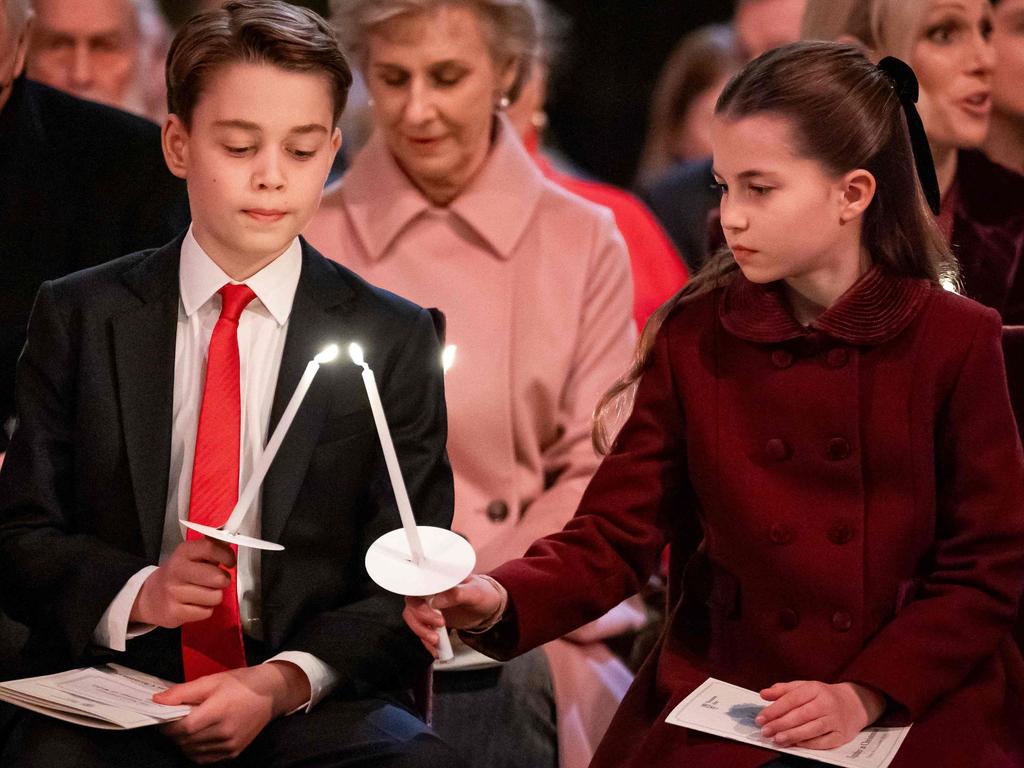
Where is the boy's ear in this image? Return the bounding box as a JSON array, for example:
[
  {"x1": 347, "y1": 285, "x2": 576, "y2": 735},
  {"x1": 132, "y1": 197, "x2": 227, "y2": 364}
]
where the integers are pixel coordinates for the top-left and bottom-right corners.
[
  {"x1": 162, "y1": 114, "x2": 190, "y2": 180},
  {"x1": 11, "y1": 13, "x2": 33, "y2": 79},
  {"x1": 838, "y1": 168, "x2": 876, "y2": 223},
  {"x1": 331, "y1": 125, "x2": 342, "y2": 155}
]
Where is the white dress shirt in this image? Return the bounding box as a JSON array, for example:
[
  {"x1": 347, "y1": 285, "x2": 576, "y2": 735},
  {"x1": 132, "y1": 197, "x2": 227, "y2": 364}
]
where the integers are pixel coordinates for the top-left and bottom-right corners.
[{"x1": 93, "y1": 227, "x2": 339, "y2": 710}]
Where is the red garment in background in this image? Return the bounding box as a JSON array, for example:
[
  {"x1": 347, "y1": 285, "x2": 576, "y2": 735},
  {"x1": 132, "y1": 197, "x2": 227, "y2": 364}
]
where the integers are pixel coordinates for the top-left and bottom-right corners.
[{"x1": 526, "y1": 133, "x2": 688, "y2": 329}]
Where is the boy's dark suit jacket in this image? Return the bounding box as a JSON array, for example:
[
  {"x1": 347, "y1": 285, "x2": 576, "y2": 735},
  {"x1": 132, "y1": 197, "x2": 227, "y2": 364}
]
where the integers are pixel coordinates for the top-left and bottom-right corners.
[
  {"x1": 0, "y1": 235, "x2": 452, "y2": 704},
  {"x1": 0, "y1": 75, "x2": 190, "y2": 452}
]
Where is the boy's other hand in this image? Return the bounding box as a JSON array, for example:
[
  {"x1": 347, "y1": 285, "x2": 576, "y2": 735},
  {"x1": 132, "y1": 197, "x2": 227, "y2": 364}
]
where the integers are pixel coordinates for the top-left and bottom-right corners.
[
  {"x1": 155, "y1": 662, "x2": 310, "y2": 763},
  {"x1": 131, "y1": 538, "x2": 236, "y2": 628},
  {"x1": 403, "y1": 575, "x2": 503, "y2": 657},
  {"x1": 755, "y1": 680, "x2": 886, "y2": 749}
]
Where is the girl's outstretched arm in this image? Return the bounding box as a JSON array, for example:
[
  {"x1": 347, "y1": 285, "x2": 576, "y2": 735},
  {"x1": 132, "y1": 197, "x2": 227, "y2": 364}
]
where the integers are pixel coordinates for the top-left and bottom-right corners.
[{"x1": 457, "y1": 315, "x2": 695, "y2": 661}]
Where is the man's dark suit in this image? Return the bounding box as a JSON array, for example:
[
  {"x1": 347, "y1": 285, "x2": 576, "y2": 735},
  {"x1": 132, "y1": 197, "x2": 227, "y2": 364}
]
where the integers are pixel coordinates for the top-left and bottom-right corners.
[
  {"x1": 0, "y1": 236, "x2": 459, "y2": 766},
  {"x1": 0, "y1": 75, "x2": 189, "y2": 452}
]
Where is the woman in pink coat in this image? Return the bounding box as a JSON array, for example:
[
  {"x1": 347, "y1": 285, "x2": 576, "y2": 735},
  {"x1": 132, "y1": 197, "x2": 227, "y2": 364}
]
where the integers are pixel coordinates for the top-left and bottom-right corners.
[
  {"x1": 407, "y1": 43, "x2": 1024, "y2": 768},
  {"x1": 307, "y1": 1, "x2": 638, "y2": 766}
]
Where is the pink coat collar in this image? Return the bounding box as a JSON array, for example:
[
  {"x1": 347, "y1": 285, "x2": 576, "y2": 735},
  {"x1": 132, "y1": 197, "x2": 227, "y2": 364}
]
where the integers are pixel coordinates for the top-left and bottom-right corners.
[{"x1": 340, "y1": 115, "x2": 546, "y2": 262}]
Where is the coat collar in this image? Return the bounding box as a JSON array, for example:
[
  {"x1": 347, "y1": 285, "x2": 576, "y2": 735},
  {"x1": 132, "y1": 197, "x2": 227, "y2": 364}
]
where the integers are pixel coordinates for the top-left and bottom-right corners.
[
  {"x1": 720, "y1": 264, "x2": 933, "y2": 345},
  {"x1": 340, "y1": 114, "x2": 545, "y2": 261}
]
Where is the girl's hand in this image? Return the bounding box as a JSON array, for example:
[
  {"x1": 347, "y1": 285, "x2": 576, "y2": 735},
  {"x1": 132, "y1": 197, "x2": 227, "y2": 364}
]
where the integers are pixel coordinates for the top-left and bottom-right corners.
[
  {"x1": 755, "y1": 680, "x2": 886, "y2": 749},
  {"x1": 403, "y1": 575, "x2": 503, "y2": 656}
]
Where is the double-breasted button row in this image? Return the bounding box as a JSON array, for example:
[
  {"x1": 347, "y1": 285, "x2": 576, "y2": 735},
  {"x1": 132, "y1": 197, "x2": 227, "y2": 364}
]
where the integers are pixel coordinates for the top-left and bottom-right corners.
[
  {"x1": 825, "y1": 348, "x2": 850, "y2": 368},
  {"x1": 827, "y1": 522, "x2": 855, "y2": 545},
  {"x1": 769, "y1": 523, "x2": 794, "y2": 545},
  {"x1": 826, "y1": 437, "x2": 851, "y2": 461},
  {"x1": 765, "y1": 438, "x2": 791, "y2": 461},
  {"x1": 770, "y1": 347, "x2": 851, "y2": 369},
  {"x1": 486, "y1": 500, "x2": 509, "y2": 522},
  {"x1": 765, "y1": 437, "x2": 853, "y2": 461},
  {"x1": 777, "y1": 609, "x2": 854, "y2": 632},
  {"x1": 766, "y1": 523, "x2": 856, "y2": 546},
  {"x1": 831, "y1": 611, "x2": 853, "y2": 632},
  {"x1": 778, "y1": 608, "x2": 800, "y2": 631}
]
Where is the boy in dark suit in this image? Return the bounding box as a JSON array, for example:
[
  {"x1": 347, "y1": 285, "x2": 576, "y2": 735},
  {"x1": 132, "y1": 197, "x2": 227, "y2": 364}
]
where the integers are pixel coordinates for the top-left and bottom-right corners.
[{"x1": 0, "y1": 2, "x2": 459, "y2": 765}]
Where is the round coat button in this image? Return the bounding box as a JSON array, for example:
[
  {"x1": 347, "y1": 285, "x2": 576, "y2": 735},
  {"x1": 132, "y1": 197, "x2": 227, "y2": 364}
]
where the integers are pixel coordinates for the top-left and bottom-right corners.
[
  {"x1": 765, "y1": 438, "x2": 791, "y2": 461},
  {"x1": 769, "y1": 523, "x2": 795, "y2": 545},
  {"x1": 826, "y1": 437, "x2": 851, "y2": 461},
  {"x1": 486, "y1": 500, "x2": 510, "y2": 522},
  {"x1": 831, "y1": 611, "x2": 853, "y2": 632},
  {"x1": 827, "y1": 523, "x2": 855, "y2": 545},
  {"x1": 770, "y1": 349, "x2": 794, "y2": 369},
  {"x1": 778, "y1": 608, "x2": 800, "y2": 631},
  {"x1": 825, "y1": 348, "x2": 849, "y2": 368}
]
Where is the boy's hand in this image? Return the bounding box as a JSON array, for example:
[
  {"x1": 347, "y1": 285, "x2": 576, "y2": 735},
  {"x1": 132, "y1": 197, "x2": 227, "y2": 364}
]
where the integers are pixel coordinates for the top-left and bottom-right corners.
[
  {"x1": 756, "y1": 680, "x2": 886, "y2": 749},
  {"x1": 154, "y1": 662, "x2": 310, "y2": 764},
  {"x1": 131, "y1": 538, "x2": 235, "y2": 628},
  {"x1": 403, "y1": 575, "x2": 503, "y2": 657}
]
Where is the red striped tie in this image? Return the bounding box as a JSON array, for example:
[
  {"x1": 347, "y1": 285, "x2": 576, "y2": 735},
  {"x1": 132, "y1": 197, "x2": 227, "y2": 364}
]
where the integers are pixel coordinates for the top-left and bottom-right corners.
[{"x1": 181, "y1": 283, "x2": 257, "y2": 680}]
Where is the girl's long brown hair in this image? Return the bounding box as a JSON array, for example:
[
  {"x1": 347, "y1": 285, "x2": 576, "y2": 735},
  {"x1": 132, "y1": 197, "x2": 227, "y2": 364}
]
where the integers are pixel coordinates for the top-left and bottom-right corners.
[{"x1": 593, "y1": 41, "x2": 957, "y2": 453}]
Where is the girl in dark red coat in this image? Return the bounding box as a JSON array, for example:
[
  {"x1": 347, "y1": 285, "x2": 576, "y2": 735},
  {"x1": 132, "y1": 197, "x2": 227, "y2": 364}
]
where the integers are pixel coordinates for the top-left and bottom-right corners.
[{"x1": 407, "y1": 42, "x2": 1024, "y2": 768}]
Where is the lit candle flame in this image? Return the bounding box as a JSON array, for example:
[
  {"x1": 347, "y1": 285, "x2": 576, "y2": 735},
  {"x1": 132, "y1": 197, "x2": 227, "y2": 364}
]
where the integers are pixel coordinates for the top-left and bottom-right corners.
[
  {"x1": 442, "y1": 345, "x2": 457, "y2": 373},
  {"x1": 348, "y1": 342, "x2": 366, "y2": 367},
  {"x1": 315, "y1": 344, "x2": 340, "y2": 365}
]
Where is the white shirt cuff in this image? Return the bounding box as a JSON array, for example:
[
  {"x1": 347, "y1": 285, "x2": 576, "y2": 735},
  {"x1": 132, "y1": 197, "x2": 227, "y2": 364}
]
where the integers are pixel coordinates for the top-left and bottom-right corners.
[
  {"x1": 266, "y1": 651, "x2": 340, "y2": 714},
  {"x1": 92, "y1": 566, "x2": 160, "y2": 651}
]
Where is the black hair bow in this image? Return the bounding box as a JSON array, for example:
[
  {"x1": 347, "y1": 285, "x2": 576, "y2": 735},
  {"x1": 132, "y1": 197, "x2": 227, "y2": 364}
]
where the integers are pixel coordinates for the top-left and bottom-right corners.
[{"x1": 878, "y1": 56, "x2": 942, "y2": 216}]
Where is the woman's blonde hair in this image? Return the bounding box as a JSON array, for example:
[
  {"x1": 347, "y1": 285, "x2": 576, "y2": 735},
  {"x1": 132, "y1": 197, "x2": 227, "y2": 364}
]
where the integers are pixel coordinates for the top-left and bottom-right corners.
[
  {"x1": 593, "y1": 41, "x2": 957, "y2": 453},
  {"x1": 330, "y1": 0, "x2": 541, "y2": 102},
  {"x1": 801, "y1": 0, "x2": 932, "y2": 59}
]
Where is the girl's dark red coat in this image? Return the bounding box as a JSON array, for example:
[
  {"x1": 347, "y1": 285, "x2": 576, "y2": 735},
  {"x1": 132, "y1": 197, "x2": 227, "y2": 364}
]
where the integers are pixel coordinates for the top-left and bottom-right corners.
[{"x1": 467, "y1": 267, "x2": 1024, "y2": 767}]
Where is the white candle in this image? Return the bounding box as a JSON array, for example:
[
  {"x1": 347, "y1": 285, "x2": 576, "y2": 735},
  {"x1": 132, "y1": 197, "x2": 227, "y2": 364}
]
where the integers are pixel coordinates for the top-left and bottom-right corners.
[
  {"x1": 222, "y1": 344, "x2": 339, "y2": 534},
  {"x1": 349, "y1": 343, "x2": 426, "y2": 565}
]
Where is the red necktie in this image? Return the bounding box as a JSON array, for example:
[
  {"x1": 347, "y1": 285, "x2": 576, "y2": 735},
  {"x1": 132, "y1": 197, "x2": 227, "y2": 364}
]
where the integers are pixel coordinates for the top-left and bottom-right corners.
[{"x1": 181, "y1": 283, "x2": 257, "y2": 681}]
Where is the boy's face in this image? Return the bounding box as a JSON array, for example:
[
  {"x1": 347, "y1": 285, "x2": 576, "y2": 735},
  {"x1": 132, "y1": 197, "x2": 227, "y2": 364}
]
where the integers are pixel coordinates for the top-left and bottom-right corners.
[{"x1": 164, "y1": 62, "x2": 341, "y2": 274}]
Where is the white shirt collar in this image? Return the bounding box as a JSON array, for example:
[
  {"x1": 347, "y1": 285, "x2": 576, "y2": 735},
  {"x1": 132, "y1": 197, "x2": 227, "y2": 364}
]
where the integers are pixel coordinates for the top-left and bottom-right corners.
[{"x1": 179, "y1": 225, "x2": 302, "y2": 326}]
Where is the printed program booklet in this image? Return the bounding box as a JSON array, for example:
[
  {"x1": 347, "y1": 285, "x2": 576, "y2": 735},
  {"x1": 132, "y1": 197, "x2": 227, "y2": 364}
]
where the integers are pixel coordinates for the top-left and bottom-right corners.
[
  {"x1": 666, "y1": 677, "x2": 911, "y2": 768},
  {"x1": 0, "y1": 664, "x2": 190, "y2": 729}
]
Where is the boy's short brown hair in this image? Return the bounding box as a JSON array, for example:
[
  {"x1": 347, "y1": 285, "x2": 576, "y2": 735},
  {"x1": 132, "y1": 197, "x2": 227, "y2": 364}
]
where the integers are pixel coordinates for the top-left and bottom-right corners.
[{"x1": 167, "y1": 0, "x2": 352, "y2": 127}]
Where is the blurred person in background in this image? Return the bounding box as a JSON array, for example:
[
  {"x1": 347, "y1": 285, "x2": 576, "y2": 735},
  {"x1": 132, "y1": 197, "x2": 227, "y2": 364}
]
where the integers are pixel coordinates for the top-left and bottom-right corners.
[
  {"x1": 26, "y1": 0, "x2": 171, "y2": 122},
  {"x1": 985, "y1": 0, "x2": 1024, "y2": 172},
  {"x1": 803, "y1": 0, "x2": 1024, "y2": 322},
  {"x1": 308, "y1": 1, "x2": 636, "y2": 766},
  {"x1": 0, "y1": 0, "x2": 187, "y2": 467},
  {"x1": 641, "y1": 0, "x2": 805, "y2": 271},
  {"x1": 538, "y1": 1, "x2": 732, "y2": 187},
  {"x1": 506, "y1": 3, "x2": 688, "y2": 330},
  {"x1": 635, "y1": 25, "x2": 744, "y2": 185}
]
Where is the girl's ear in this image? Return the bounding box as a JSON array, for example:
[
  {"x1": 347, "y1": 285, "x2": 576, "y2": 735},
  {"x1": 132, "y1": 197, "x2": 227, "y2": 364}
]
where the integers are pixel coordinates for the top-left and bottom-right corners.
[
  {"x1": 162, "y1": 114, "x2": 190, "y2": 180},
  {"x1": 838, "y1": 168, "x2": 877, "y2": 223}
]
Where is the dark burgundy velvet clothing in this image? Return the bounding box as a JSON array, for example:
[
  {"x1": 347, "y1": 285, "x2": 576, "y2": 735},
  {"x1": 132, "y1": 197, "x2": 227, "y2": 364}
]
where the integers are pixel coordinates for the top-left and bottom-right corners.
[
  {"x1": 467, "y1": 267, "x2": 1024, "y2": 767},
  {"x1": 941, "y1": 150, "x2": 1024, "y2": 322}
]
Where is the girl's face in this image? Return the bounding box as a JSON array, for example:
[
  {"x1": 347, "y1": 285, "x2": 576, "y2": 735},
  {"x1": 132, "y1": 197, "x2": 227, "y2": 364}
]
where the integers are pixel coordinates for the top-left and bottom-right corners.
[
  {"x1": 992, "y1": 0, "x2": 1024, "y2": 121},
  {"x1": 711, "y1": 113, "x2": 866, "y2": 287},
  {"x1": 364, "y1": 4, "x2": 515, "y2": 206},
  {"x1": 909, "y1": 0, "x2": 996, "y2": 151}
]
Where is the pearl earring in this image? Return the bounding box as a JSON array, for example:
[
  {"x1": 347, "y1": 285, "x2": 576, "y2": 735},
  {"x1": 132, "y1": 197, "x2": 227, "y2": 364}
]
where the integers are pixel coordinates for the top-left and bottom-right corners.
[{"x1": 497, "y1": 94, "x2": 511, "y2": 111}]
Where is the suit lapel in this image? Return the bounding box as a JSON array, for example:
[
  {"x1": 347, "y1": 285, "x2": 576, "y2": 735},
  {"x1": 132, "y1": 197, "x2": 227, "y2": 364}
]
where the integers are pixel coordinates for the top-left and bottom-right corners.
[
  {"x1": 111, "y1": 238, "x2": 181, "y2": 563},
  {"x1": 260, "y1": 242, "x2": 355, "y2": 545}
]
